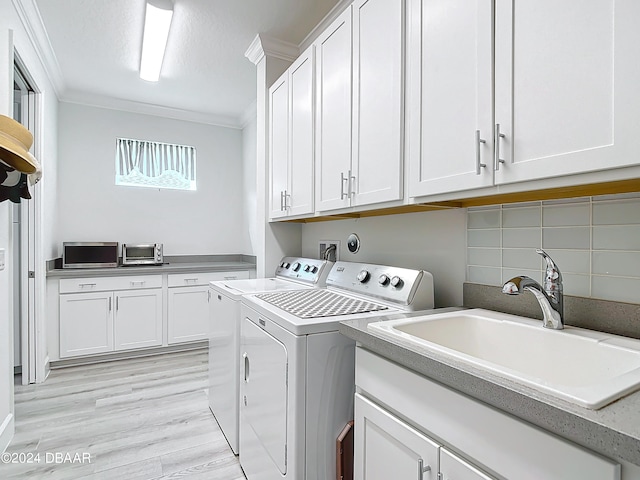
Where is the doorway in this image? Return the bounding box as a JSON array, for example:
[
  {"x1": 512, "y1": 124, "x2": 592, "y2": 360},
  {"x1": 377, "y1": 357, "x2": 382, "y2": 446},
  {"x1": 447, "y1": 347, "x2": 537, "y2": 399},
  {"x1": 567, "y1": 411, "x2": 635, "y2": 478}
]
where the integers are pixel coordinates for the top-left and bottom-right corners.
[{"x1": 12, "y1": 59, "x2": 40, "y2": 386}]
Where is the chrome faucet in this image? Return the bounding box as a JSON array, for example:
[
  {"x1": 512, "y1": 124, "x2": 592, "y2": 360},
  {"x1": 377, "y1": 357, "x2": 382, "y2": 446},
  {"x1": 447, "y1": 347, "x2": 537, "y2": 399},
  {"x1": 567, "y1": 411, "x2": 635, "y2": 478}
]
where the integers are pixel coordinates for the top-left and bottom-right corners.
[{"x1": 502, "y1": 249, "x2": 564, "y2": 330}]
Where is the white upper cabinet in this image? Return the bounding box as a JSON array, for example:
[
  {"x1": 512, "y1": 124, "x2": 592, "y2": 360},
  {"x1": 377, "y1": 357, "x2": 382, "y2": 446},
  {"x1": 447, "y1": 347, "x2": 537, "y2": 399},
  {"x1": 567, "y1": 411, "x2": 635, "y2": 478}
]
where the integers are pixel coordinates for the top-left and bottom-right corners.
[
  {"x1": 288, "y1": 49, "x2": 315, "y2": 216},
  {"x1": 352, "y1": 0, "x2": 404, "y2": 206},
  {"x1": 315, "y1": 0, "x2": 404, "y2": 213},
  {"x1": 315, "y1": 7, "x2": 353, "y2": 212},
  {"x1": 269, "y1": 73, "x2": 290, "y2": 219},
  {"x1": 268, "y1": 46, "x2": 315, "y2": 219},
  {"x1": 495, "y1": 0, "x2": 640, "y2": 184},
  {"x1": 407, "y1": 0, "x2": 494, "y2": 197}
]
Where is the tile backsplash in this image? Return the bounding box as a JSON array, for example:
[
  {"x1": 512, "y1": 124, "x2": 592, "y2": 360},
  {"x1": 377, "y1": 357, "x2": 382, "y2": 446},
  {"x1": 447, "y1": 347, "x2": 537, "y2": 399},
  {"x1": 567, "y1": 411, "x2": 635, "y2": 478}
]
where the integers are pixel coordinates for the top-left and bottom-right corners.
[{"x1": 467, "y1": 193, "x2": 640, "y2": 304}]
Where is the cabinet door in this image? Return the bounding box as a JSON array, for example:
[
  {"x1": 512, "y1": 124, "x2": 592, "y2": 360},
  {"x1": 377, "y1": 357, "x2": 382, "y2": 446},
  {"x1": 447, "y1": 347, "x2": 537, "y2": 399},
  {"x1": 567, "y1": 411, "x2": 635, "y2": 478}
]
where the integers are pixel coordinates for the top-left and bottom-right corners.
[
  {"x1": 168, "y1": 286, "x2": 210, "y2": 344},
  {"x1": 352, "y1": 0, "x2": 404, "y2": 206},
  {"x1": 315, "y1": 6, "x2": 353, "y2": 212},
  {"x1": 114, "y1": 288, "x2": 162, "y2": 350},
  {"x1": 408, "y1": 0, "x2": 494, "y2": 197},
  {"x1": 269, "y1": 72, "x2": 290, "y2": 219},
  {"x1": 59, "y1": 292, "x2": 114, "y2": 358},
  {"x1": 354, "y1": 393, "x2": 439, "y2": 480},
  {"x1": 288, "y1": 46, "x2": 315, "y2": 217},
  {"x1": 495, "y1": 0, "x2": 640, "y2": 184},
  {"x1": 440, "y1": 448, "x2": 495, "y2": 480}
]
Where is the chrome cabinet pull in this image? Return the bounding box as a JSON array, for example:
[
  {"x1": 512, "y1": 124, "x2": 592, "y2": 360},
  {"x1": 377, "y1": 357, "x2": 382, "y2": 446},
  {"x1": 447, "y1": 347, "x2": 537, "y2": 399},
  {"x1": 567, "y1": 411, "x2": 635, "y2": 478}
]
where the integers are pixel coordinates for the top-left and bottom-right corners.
[
  {"x1": 79, "y1": 283, "x2": 96, "y2": 288},
  {"x1": 495, "y1": 123, "x2": 506, "y2": 170},
  {"x1": 130, "y1": 280, "x2": 146, "y2": 286},
  {"x1": 280, "y1": 190, "x2": 285, "y2": 211},
  {"x1": 340, "y1": 172, "x2": 349, "y2": 200},
  {"x1": 243, "y1": 353, "x2": 250, "y2": 382},
  {"x1": 349, "y1": 169, "x2": 356, "y2": 197},
  {"x1": 108, "y1": 297, "x2": 112, "y2": 312},
  {"x1": 418, "y1": 459, "x2": 431, "y2": 480},
  {"x1": 475, "y1": 130, "x2": 487, "y2": 174},
  {"x1": 184, "y1": 278, "x2": 198, "y2": 284},
  {"x1": 283, "y1": 190, "x2": 291, "y2": 210},
  {"x1": 207, "y1": 290, "x2": 211, "y2": 302},
  {"x1": 116, "y1": 296, "x2": 119, "y2": 311}
]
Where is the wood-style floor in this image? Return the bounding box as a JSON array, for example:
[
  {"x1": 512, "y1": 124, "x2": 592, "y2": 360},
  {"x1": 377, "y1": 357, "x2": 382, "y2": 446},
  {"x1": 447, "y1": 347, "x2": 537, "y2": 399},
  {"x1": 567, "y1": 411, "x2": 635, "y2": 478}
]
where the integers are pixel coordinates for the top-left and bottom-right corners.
[{"x1": 1, "y1": 349, "x2": 246, "y2": 480}]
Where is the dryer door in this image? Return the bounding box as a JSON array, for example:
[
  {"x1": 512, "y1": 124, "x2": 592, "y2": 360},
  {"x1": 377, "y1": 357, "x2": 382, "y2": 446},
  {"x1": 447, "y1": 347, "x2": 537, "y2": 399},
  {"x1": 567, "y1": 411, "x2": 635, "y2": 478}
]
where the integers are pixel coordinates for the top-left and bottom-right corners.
[{"x1": 242, "y1": 317, "x2": 289, "y2": 474}]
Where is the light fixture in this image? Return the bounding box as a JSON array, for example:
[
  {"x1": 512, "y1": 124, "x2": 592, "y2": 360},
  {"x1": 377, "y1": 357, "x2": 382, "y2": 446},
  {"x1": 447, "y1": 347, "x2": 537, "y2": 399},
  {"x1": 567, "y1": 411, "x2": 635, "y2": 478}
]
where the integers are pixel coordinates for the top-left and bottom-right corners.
[{"x1": 140, "y1": 0, "x2": 174, "y2": 82}]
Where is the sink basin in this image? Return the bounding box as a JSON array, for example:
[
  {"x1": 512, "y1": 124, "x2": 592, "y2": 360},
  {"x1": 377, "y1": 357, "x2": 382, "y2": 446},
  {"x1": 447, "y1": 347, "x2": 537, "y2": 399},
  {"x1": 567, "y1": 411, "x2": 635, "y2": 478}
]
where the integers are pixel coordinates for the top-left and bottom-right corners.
[{"x1": 368, "y1": 308, "x2": 640, "y2": 409}]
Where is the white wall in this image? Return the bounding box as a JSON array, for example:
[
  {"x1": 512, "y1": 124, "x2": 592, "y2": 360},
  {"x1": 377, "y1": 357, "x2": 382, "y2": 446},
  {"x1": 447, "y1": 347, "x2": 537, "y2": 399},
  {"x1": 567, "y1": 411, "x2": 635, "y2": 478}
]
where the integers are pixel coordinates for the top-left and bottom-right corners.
[
  {"x1": 56, "y1": 102, "x2": 246, "y2": 256},
  {"x1": 1, "y1": 0, "x2": 59, "y2": 451},
  {"x1": 301, "y1": 209, "x2": 467, "y2": 308}
]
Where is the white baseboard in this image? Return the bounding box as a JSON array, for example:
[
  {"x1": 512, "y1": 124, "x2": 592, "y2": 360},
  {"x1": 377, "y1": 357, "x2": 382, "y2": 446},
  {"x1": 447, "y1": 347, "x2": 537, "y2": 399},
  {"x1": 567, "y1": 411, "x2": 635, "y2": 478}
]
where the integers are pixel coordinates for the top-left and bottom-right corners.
[{"x1": 0, "y1": 413, "x2": 15, "y2": 453}]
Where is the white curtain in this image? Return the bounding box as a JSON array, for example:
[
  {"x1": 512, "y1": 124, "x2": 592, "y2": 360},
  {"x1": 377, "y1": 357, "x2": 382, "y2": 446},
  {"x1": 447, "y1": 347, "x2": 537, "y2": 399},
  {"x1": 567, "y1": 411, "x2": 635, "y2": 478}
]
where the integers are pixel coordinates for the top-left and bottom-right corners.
[{"x1": 116, "y1": 138, "x2": 196, "y2": 190}]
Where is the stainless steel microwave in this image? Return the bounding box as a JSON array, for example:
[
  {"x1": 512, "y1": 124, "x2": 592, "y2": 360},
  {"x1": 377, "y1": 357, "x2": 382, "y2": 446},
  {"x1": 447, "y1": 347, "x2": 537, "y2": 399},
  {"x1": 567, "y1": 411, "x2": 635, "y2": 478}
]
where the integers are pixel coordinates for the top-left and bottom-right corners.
[
  {"x1": 122, "y1": 243, "x2": 163, "y2": 266},
  {"x1": 62, "y1": 242, "x2": 119, "y2": 269}
]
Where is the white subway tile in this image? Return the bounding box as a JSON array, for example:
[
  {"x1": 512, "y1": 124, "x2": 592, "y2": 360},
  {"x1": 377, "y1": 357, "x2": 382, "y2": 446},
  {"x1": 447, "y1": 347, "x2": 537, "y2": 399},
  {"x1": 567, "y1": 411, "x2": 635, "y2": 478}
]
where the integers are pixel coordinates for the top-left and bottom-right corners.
[
  {"x1": 468, "y1": 229, "x2": 501, "y2": 248},
  {"x1": 542, "y1": 249, "x2": 590, "y2": 275},
  {"x1": 467, "y1": 248, "x2": 501, "y2": 267},
  {"x1": 502, "y1": 249, "x2": 543, "y2": 270},
  {"x1": 502, "y1": 268, "x2": 542, "y2": 285},
  {"x1": 542, "y1": 203, "x2": 590, "y2": 227},
  {"x1": 593, "y1": 226, "x2": 640, "y2": 250},
  {"x1": 562, "y1": 274, "x2": 591, "y2": 297},
  {"x1": 542, "y1": 227, "x2": 590, "y2": 249},
  {"x1": 593, "y1": 199, "x2": 640, "y2": 225},
  {"x1": 467, "y1": 209, "x2": 501, "y2": 229},
  {"x1": 502, "y1": 228, "x2": 541, "y2": 249},
  {"x1": 502, "y1": 207, "x2": 541, "y2": 228},
  {"x1": 592, "y1": 276, "x2": 640, "y2": 304},
  {"x1": 592, "y1": 251, "x2": 640, "y2": 278},
  {"x1": 468, "y1": 266, "x2": 502, "y2": 286}
]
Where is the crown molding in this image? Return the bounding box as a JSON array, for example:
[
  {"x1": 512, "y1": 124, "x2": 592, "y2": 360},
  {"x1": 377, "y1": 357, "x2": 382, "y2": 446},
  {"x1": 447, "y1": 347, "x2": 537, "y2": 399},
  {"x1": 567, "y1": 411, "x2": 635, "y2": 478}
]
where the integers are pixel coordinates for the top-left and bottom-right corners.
[
  {"x1": 299, "y1": 0, "x2": 352, "y2": 52},
  {"x1": 245, "y1": 34, "x2": 299, "y2": 66},
  {"x1": 12, "y1": 0, "x2": 65, "y2": 97},
  {"x1": 61, "y1": 91, "x2": 244, "y2": 129}
]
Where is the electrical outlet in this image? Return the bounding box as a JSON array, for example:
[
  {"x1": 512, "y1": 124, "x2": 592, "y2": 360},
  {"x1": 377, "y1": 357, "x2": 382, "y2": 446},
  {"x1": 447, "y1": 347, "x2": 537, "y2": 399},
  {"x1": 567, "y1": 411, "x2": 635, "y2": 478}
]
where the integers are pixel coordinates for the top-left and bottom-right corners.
[{"x1": 319, "y1": 240, "x2": 340, "y2": 261}]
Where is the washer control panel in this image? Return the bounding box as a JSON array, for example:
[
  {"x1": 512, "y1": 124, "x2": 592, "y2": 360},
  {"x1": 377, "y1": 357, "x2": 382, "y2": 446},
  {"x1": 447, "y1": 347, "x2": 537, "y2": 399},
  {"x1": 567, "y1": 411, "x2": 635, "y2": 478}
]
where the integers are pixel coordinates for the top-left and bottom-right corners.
[{"x1": 275, "y1": 257, "x2": 332, "y2": 285}]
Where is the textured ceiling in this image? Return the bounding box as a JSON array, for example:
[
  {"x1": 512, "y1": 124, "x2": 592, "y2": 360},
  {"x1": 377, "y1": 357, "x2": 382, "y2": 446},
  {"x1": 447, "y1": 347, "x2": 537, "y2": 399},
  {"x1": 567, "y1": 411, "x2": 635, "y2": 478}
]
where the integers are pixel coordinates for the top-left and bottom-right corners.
[{"x1": 35, "y1": 0, "x2": 339, "y2": 126}]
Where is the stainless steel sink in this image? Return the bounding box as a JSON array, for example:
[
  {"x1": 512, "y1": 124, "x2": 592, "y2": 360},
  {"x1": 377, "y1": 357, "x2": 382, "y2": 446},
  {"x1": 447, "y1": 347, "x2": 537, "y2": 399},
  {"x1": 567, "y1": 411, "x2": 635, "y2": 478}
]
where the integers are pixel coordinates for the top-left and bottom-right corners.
[{"x1": 368, "y1": 309, "x2": 640, "y2": 409}]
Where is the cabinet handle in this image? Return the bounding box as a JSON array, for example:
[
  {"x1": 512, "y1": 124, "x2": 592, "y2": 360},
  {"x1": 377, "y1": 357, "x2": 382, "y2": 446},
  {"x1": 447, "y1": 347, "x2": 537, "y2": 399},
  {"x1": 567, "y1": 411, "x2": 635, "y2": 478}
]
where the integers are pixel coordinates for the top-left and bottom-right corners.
[
  {"x1": 130, "y1": 280, "x2": 146, "y2": 286},
  {"x1": 418, "y1": 459, "x2": 431, "y2": 480},
  {"x1": 280, "y1": 190, "x2": 285, "y2": 211},
  {"x1": 243, "y1": 352, "x2": 250, "y2": 382},
  {"x1": 79, "y1": 283, "x2": 96, "y2": 288},
  {"x1": 108, "y1": 297, "x2": 112, "y2": 311},
  {"x1": 284, "y1": 190, "x2": 291, "y2": 210},
  {"x1": 349, "y1": 169, "x2": 356, "y2": 197},
  {"x1": 475, "y1": 130, "x2": 487, "y2": 175},
  {"x1": 116, "y1": 296, "x2": 119, "y2": 311},
  {"x1": 184, "y1": 278, "x2": 198, "y2": 284},
  {"x1": 207, "y1": 290, "x2": 211, "y2": 302},
  {"x1": 494, "y1": 123, "x2": 506, "y2": 170},
  {"x1": 340, "y1": 172, "x2": 349, "y2": 200}
]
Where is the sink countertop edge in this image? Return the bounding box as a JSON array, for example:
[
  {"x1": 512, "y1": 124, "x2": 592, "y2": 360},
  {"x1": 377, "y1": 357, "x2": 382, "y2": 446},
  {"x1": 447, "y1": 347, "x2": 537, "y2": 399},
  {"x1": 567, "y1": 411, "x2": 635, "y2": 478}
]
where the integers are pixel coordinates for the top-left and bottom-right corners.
[{"x1": 340, "y1": 308, "x2": 640, "y2": 468}]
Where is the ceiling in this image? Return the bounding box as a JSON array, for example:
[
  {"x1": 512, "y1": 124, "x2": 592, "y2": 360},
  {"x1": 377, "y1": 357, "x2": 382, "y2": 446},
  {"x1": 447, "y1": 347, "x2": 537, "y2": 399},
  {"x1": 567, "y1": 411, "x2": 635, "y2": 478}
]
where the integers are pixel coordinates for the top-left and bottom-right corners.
[{"x1": 33, "y1": 0, "x2": 340, "y2": 127}]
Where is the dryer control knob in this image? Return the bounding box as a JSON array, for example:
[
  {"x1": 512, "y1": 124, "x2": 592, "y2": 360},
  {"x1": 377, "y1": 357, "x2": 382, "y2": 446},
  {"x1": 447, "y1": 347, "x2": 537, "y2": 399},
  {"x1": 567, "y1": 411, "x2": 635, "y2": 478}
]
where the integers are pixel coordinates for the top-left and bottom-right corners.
[
  {"x1": 311, "y1": 266, "x2": 318, "y2": 274},
  {"x1": 304, "y1": 264, "x2": 311, "y2": 272},
  {"x1": 357, "y1": 270, "x2": 370, "y2": 283},
  {"x1": 390, "y1": 276, "x2": 403, "y2": 288},
  {"x1": 292, "y1": 262, "x2": 301, "y2": 272},
  {"x1": 378, "y1": 274, "x2": 390, "y2": 286}
]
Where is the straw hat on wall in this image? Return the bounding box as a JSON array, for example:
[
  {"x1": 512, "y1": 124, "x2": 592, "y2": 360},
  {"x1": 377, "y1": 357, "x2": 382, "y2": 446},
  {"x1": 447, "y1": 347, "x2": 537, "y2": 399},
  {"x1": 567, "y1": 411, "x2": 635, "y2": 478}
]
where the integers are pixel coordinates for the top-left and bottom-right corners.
[{"x1": 0, "y1": 114, "x2": 39, "y2": 174}]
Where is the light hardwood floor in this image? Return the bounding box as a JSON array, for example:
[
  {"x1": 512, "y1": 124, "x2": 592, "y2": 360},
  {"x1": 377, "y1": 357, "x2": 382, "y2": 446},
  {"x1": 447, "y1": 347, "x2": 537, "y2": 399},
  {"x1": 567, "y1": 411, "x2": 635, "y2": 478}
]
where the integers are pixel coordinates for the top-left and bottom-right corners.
[{"x1": 1, "y1": 349, "x2": 246, "y2": 480}]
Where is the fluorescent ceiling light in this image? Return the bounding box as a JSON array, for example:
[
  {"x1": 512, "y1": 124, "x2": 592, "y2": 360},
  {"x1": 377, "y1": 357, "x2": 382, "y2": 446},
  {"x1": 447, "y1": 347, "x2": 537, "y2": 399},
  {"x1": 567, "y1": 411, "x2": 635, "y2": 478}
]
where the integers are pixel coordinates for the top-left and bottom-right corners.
[{"x1": 140, "y1": 0, "x2": 174, "y2": 82}]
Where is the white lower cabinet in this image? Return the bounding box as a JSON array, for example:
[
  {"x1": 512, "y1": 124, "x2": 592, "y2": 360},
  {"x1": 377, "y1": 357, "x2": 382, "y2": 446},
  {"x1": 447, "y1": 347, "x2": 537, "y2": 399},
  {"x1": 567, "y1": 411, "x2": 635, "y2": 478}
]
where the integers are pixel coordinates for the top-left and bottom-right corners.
[
  {"x1": 60, "y1": 291, "x2": 114, "y2": 357},
  {"x1": 59, "y1": 275, "x2": 163, "y2": 358},
  {"x1": 167, "y1": 271, "x2": 249, "y2": 345},
  {"x1": 355, "y1": 393, "x2": 440, "y2": 480},
  {"x1": 355, "y1": 347, "x2": 621, "y2": 480},
  {"x1": 114, "y1": 289, "x2": 162, "y2": 350}
]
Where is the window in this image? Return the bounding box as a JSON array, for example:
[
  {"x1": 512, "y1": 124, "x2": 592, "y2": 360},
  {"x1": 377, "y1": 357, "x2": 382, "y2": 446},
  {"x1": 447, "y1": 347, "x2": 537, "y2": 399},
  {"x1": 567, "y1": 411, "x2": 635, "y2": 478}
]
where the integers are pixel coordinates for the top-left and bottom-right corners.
[{"x1": 115, "y1": 137, "x2": 196, "y2": 190}]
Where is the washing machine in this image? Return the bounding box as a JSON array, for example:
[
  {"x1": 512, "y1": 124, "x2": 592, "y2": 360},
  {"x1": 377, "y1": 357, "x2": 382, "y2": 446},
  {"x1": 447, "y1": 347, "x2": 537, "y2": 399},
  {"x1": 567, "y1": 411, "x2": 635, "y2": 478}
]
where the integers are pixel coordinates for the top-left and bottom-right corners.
[
  {"x1": 208, "y1": 256, "x2": 332, "y2": 454},
  {"x1": 239, "y1": 261, "x2": 435, "y2": 480}
]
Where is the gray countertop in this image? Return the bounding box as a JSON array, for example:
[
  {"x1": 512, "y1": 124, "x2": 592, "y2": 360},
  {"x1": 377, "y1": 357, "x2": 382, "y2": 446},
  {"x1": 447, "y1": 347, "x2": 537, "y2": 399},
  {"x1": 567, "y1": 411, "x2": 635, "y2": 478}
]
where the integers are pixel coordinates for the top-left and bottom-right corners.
[
  {"x1": 47, "y1": 254, "x2": 256, "y2": 278},
  {"x1": 339, "y1": 308, "x2": 640, "y2": 467}
]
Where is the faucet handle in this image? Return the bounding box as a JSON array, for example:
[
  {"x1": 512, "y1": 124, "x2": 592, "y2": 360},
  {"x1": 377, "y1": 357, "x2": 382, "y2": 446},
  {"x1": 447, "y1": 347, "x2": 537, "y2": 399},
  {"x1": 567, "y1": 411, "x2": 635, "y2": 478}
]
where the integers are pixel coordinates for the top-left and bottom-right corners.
[{"x1": 535, "y1": 249, "x2": 562, "y2": 282}]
